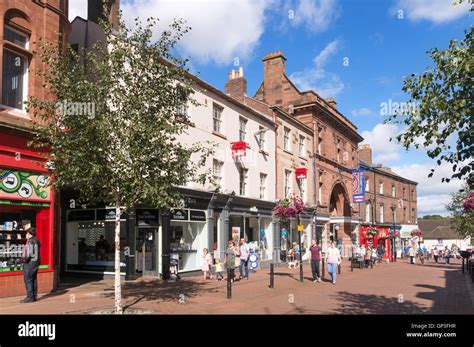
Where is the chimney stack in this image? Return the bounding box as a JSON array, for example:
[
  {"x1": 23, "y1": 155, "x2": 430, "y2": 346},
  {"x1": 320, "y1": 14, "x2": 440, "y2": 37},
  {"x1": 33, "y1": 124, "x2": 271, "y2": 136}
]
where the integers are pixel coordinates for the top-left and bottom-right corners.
[
  {"x1": 261, "y1": 50, "x2": 286, "y2": 106},
  {"x1": 324, "y1": 98, "x2": 337, "y2": 109},
  {"x1": 88, "y1": 0, "x2": 120, "y2": 30},
  {"x1": 358, "y1": 144, "x2": 372, "y2": 164},
  {"x1": 225, "y1": 67, "x2": 247, "y2": 101}
]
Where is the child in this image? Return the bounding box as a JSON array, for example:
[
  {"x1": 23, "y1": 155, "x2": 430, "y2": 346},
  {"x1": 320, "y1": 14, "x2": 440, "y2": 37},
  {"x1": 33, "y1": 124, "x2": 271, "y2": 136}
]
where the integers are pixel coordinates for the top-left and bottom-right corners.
[{"x1": 215, "y1": 258, "x2": 224, "y2": 281}]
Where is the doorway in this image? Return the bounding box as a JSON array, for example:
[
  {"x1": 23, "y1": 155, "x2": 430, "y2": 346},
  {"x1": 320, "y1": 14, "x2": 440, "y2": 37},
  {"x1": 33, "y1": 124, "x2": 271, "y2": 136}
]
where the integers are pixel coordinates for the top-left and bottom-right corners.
[{"x1": 136, "y1": 227, "x2": 158, "y2": 276}]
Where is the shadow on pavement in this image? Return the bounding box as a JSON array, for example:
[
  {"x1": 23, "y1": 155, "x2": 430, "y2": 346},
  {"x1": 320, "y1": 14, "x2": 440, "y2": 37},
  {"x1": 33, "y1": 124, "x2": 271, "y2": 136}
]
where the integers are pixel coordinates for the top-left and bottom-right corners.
[{"x1": 331, "y1": 291, "x2": 429, "y2": 314}]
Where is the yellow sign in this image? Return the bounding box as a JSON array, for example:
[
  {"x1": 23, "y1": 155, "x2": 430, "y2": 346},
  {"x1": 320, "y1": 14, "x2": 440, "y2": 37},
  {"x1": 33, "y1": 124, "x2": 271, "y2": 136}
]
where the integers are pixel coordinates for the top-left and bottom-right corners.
[{"x1": 297, "y1": 224, "x2": 305, "y2": 232}]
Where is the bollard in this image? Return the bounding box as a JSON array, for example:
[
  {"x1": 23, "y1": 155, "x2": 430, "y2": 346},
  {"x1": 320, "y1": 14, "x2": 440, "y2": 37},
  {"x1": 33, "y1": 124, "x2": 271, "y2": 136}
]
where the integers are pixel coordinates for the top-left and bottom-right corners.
[
  {"x1": 269, "y1": 263, "x2": 274, "y2": 289},
  {"x1": 462, "y1": 258, "x2": 465, "y2": 273},
  {"x1": 351, "y1": 257, "x2": 354, "y2": 272},
  {"x1": 227, "y1": 269, "x2": 232, "y2": 299},
  {"x1": 322, "y1": 258, "x2": 325, "y2": 278}
]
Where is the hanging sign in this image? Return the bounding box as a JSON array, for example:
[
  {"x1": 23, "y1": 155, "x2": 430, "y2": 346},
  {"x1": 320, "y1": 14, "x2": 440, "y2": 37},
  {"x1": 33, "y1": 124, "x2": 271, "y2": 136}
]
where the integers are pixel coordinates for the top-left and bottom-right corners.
[
  {"x1": 352, "y1": 169, "x2": 365, "y2": 203},
  {"x1": 297, "y1": 224, "x2": 305, "y2": 232},
  {"x1": 295, "y1": 168, "x2": 307, "y2": 179}
]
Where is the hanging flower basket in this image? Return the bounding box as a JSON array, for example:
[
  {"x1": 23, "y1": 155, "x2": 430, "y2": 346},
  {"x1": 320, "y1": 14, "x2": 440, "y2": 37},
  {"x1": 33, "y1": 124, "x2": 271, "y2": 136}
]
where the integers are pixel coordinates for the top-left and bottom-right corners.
[
  {"x1": 389, "y1": 230, "x2": 400, "y2": 238},
  {"x1": 463, "y1": 192, "x2": 474, "y2": 213},
  {"x1": 366, "y1": 227, "x2": 379, "y2": 237},
  {"x1": 273, "y1": 194, "x2": 305, "y2": 221},
  {"x1": 410, "y1": 229, "x2": 423, "y2": 237}
]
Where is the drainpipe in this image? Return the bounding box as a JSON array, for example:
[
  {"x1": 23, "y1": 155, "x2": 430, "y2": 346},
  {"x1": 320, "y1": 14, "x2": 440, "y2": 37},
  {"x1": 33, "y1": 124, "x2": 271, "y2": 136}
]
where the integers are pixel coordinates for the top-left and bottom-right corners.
[
  {"x1": 312, "y1": 118, "x2": 318, "y2": 244},
  {"x1": 273, "y1": 109, "x2": 278, "y2": 200}
]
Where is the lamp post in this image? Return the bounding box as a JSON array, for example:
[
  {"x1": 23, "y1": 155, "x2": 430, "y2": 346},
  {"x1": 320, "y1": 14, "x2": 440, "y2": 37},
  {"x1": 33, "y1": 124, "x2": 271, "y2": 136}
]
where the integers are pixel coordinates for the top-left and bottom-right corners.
[{"x1": 390, "y1": 204, "x2": 397, "y2": 262}]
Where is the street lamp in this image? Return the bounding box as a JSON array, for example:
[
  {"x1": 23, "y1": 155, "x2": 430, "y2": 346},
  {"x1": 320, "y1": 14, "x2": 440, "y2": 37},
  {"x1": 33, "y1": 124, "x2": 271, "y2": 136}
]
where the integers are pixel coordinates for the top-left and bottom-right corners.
[{"x1": 390, "y1": 204, "x2": 397, "y2": 262}]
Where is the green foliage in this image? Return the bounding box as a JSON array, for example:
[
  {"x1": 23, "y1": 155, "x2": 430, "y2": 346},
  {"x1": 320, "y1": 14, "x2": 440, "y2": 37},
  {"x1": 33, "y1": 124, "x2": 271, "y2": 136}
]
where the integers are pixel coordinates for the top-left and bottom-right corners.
[
  {"x1": 446, "y1": 185, "x2": 474, "y2": 238},
  {"x1": 385, "y1": 26, "x2": 473, "y2": 186},
  {"x1": 27, "y1": 15, "x2": 214, "y2": 209},
  {"x1": 420, "y1": 215, "x2": 446, "y2": 220}
]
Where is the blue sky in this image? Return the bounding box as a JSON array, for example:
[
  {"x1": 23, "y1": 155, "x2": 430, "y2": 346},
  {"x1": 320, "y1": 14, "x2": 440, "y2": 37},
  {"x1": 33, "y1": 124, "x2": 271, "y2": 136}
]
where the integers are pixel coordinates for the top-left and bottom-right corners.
[{"x1": 68, "y1": 0, "x2": 472, "y2": 216}]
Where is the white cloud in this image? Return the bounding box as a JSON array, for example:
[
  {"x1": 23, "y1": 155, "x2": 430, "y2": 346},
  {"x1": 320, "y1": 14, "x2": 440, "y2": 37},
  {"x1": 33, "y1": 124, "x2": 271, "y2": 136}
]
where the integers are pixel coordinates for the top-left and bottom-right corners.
[
  {"x1": 361, "y1": 123, "x2": 402, "y2": 162},
  {"x1": 391, "y1": 0, "x2": 471, "y2": 23},
  {"x1": 391, "y1": 162, "x2": 463, "y2": 216},
  {"x1": 119, "y1": 0, "x2": 272, "y2": 65},
  {"x1": 68, "y1": 0, "x2": 88, "y2": 21},
  {"x1": 285, "y1": 0, "x2": 340, "y2": 32},
  {"x1": 289, "y1": 39, "x2": 344, "y2": 97},
  {"x1": 351, "y1": 107, "x2": 373, "y2": 117}
]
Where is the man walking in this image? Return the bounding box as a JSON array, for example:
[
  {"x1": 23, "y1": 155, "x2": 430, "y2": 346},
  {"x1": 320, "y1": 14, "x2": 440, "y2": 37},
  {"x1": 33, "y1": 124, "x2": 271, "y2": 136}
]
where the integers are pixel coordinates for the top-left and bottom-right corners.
[
  {"x1": 239, "y1": 238, "x2": 250, "y2": 280},
  {"x1": 325, "y1": 242, "x2": 341, "y2": 285},
  {"x1": 309, "y1": 240, "x2": 322, "y2": 283},
  {"x1": 21, "y1": 228, "x2": 41, "y2": 303}
]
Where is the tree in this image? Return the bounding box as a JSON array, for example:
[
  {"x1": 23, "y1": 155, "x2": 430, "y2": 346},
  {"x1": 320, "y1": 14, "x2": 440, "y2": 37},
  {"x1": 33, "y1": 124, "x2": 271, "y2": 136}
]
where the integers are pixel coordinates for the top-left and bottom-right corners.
[
  {"x1": 385, "y1": 22, "x2": 473, "y2": 186},
  {"x1": 420, "y1": 215, "x2": 446, "y2": 220},
  {"x1": 28, "y1": 13, "x2": 213, "y2": 314},
  {"x1": 446, "y1": 184, "x2": 474, "y2": 239}
]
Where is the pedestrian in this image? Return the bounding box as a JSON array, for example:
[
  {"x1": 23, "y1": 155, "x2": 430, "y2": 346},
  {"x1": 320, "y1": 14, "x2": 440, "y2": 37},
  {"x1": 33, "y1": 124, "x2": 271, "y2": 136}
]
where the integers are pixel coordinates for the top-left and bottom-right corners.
[
  {"x1": 377, "y1": 243, "x2": 385, "y2": 263},
  {"x1": 293, "y1": 242, "x2": 300, "y2": 262},
  {"x1": 433, "y1": 247, "x2": 439, "y2": 263},
  {"x1": 225, "y1": 240, "x2": 237, "y2": 282},
  {"x1": 309, "y1": 240, "x2": 322, "y2": 283},
  {"x1": 359, "y1": 244, "x2": 366, "y2": 267},
  {"x1": 371, "y1": 246, "x2": 378, "y2": 265},
  {"x1": 403, "y1": 243, "x2": 408, "y2": 259},
  {"x1": 408, "y1": 246, "x2": 415, "y2": 264},
  {"x1": 444, "y1": 247, "x2": 450, "y2": 265},
  {"x1": 324, "y1": 241, "x2": 341, "y2": 285},
  {"x1": 202, "y1": 248, "x2": 213, "y2": 280},
  {"x1": 239, "y1": 238, "x2": 250, "y2": 280},
  {"x1": 364, "y1": 245, "x2": 371, "y2": 267},
  {"x1": 21, "y1": 228, "x2": 41, "y2": 303},
  {"x1": 214, "y1": 258, "x2": 224, "y2": 281}
]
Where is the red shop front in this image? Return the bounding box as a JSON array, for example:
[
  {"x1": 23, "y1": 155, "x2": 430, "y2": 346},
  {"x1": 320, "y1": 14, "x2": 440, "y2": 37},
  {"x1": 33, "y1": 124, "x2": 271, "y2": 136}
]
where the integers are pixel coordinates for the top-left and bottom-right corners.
[
  {"x1": 359, "y1": 225, "x2": 392, "y2": 262},
  {"x1": 0, "y1": 132, "x2": 55, "y2": 298}
]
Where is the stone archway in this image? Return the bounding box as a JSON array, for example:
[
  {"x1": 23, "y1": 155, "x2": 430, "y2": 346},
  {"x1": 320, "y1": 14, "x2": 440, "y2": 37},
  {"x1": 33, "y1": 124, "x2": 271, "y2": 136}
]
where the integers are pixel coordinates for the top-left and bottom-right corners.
[{"x1": 328, "y1": 182, "x2": 352, "y2": 255}]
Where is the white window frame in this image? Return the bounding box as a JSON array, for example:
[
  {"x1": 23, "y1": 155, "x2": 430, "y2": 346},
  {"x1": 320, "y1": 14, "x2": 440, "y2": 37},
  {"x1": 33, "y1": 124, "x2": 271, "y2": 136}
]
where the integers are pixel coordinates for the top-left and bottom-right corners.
[
  {"x1": 365, "y1": 178, "x2": 370, "y2": 192},
  {"x1": 379, "y1": 182, "x2": 384, "y2": 195},
  {"x1": 239, "y1": 168, "x2": 248, "y2": 196},
  {"x1": 258, "y1": 126, "x2": 266, "y2": 151},
  {"x1": 239, "y1": 116, "x2": 247, "y2": 142},
  {"x1": 366, "y1": 203, "x2": 371, "y2": 222},
  {"x1": 284, "y1": 170, "x2": 291, "y2": 197},
  {"x1": 392, "y1": 185, "x2": 396, "y2": 197},
  {"x1": 380, "y1": 204, "x2": 384, "y2": 223},
  {"x1": 259, "y1": 173, "x2": 267, "y2": 200},
  {"x1": 1, "y1": 48, "x2": 29, "y2": 111},
  {"x1": 212, "y1": 103, "x2": 223, "y2": 133},
  {"x1": 212, "y1": 159, "x2": 223, "y2": 186},
  {"x1": 4, "y1": 25, "x2": 29, "y2": 49},
  {"x1": 283, "y1": 127, "x2": 291, "y2": 151},
  {"x1": 299, "y1": 178, "x2": 306, "y2": 202},
  {"x1": 298, "y1": 135, "x2": 305, "y2": 158}
]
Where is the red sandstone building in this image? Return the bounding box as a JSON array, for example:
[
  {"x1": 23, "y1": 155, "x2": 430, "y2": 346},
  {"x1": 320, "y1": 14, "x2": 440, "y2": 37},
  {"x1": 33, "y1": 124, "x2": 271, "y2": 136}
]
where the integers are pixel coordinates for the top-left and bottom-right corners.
[{"x1": 0, "y1": 0, "x2": 69, "y2": 298}]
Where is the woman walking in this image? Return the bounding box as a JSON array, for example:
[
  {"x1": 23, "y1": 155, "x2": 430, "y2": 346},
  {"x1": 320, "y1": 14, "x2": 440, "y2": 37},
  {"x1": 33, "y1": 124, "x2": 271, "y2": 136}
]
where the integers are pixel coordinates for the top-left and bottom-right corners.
[
  {"x1": 202, "y1": 248, "x2": 213, "y2": 280},
  {"x1": 325, "y1": 242, "x2": 341, "y2": 285}
]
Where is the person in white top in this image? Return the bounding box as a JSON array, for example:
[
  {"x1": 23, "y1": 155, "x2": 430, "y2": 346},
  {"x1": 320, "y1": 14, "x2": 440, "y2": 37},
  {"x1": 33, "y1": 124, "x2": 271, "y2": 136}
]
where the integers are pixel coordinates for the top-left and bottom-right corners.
[
  {"x1": 239, "y1": 238, "x2": 250, "y2": 280},
  {"x1": 324, "y1": 242, "x2": 341, "y2": 285}
]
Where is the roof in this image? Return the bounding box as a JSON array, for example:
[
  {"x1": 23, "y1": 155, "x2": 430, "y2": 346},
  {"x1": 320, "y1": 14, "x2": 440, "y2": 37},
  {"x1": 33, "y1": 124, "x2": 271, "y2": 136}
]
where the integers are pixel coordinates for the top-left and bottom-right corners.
[
  {"x1": 359, "y1": 160, "x2": 418, "y2": 185},
  {"x1": 418, "y1": 219, "x2": 465, "y2": 240}
]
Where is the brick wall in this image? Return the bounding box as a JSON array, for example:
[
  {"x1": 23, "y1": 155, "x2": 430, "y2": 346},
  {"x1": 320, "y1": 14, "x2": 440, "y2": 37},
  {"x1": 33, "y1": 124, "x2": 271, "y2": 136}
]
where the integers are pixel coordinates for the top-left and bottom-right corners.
[{"x1": 0, "y1": 271, "x2": 56, "y2": 299}]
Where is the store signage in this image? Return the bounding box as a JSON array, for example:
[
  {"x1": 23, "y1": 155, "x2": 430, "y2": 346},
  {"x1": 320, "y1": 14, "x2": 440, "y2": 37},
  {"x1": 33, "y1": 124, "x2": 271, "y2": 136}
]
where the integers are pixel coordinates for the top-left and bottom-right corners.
[
  {"x1": 105, "y1": 209, "x2": 116, "y2": 221},
  {"x1": 352, "y1": 169, "x2": 365, "y2": 203},
  {"x1": 189, "y1": 210, "x2": 206, "y2": 221},
  {"x1": 295, "y1": 168, "x2": 307, "y2": 179},
  {"x1": 0, "y1": 168, "x2": 51, "y2": 202},
  {"x1": 231, "y1": 141, "x2": 247, "y2": 157},
  {"x1": 67, "y1": 209, "x2": 96, "y2": 222},
  {"x1": 171, "y1": 209, "x2": 188, "y2": 221}
]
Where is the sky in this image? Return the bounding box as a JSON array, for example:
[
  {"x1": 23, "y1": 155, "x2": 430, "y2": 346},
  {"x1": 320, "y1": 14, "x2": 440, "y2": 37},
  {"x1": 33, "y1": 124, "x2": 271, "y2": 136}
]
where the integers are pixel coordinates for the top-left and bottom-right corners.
[{"x1": 68, "y1": 0, "x2": 472, "y2": 217}]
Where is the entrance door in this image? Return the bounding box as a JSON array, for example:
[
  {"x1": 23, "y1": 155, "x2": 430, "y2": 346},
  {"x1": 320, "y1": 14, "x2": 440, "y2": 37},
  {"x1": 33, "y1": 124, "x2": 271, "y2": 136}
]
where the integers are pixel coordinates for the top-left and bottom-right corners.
[{"x1": 136, "y1": 228, "x2": 158, "y2": 276}]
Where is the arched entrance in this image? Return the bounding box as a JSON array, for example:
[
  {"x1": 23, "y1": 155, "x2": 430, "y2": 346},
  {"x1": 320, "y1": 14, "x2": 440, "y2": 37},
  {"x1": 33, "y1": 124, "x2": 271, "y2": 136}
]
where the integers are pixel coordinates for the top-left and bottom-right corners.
[{"x1": 328, "y1": 182, "x2": 352, "y2": 256}]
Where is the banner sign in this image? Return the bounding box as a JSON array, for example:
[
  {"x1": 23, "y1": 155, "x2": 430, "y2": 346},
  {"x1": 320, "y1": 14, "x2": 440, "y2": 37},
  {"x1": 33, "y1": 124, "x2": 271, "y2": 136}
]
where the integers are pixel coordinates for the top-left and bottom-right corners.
[
  {"x1": 352, "y1": 169, "x2": 365, "y2": 203},
  {"x1": 0, "y1": 168, "x2": 51, "y2": 202}
]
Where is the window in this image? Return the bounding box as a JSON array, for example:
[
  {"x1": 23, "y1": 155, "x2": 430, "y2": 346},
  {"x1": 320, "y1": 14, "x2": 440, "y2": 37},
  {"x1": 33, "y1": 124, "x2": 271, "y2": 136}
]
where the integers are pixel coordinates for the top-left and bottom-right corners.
[
  {"x1": 239, "y1": 168, "x2": 248, "y2": 196},
  {"x1": 212, "y1": 159, "x2": 223, "y2": 186},
  {"x1": 337, "y1": 148, "x2": 341, "y2": 162},
  {"x1": 379, "y1": 182, "x2": 384, "y2": 195},
  {"x1": 299, "y1": 178, "x2": 307, "y2": 202},
  {"x1": 366, "y1": 203, "x2": 371, "y2": 222},
  {"x1": 317, "y1": 127, "x2": 323, "y2": 154},
  {"x1": 176, "y1": 103, "x2": 188, "y2": 118},
  {"x1": 212, "y1": 103, "x2": 223, "y2": 133},
  {"x1": 403, "y1": 207, "x2": 407, "y2": 223},
  {"x1": 283, "y1": 127, "x2": 291, "y2": 151},
  {"x1": 391, "y1": 185, "x2": 396, "y2": 197},
  {"x1": 403, "y1": 187, "x2": 406, "y2": 198},
  {"x1": 284, "y1": 170, "x2": 291, "y2": 197},
  {"x1": 4, "y1": 26, "x2": 28, "y2": 48},
  {"x1": 259, "y1": 173, "x2": 267, "y2": 200},
  {"x1": 318, "y1": 182, "x2": 323, "y2": 205},
  {"x1": 298, "y1": 135, "x2": 305, "y2": 158},
  {"x1": 2, "y1": 49, "x2": 28, "y2": 109},
  {"x1": 258, "y1": 126, "x2": 266, "y2": 151},
  {"x1": 365, "y1": 178, "x2": 370, "y2": 192},
  {"x1": 411, "y1": 190, "x2": 415, "y2": 200},
  {"x1": 412, "y1": 208, "x2": 416, "y2": 223},
  {"x1": 380, "y1": 204, "x2": 384, "y2": 223},
  {"x1": 239, "y1": 117, "x2": 247, "y2": 142}
]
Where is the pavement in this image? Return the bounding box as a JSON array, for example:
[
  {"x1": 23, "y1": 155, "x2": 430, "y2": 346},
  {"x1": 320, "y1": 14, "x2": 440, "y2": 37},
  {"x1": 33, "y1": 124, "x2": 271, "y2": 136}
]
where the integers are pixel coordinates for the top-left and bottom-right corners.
[{"x1": 0, "y1": 258, "x2": 472, "y2": 315}]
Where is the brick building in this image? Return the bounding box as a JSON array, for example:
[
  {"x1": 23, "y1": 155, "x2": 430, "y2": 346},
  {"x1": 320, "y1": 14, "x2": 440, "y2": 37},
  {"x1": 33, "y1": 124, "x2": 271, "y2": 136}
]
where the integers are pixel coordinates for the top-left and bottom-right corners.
[
  {"x1": 358, "y1": 144, "x2": 418, "y2": 259},
  {"x1": 0, "y1": 0, "x2": 70, "y2": 298}
]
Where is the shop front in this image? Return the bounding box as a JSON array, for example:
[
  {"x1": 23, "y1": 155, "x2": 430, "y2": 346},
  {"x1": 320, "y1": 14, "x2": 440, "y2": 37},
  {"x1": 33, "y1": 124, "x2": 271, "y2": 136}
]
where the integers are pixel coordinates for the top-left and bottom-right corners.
[
  {"x1": 0, "y1": 133, "x2": 55, "y2": 298},
  {"x1": 359, "y1": 225, "x2": 392, "y2": 261}
]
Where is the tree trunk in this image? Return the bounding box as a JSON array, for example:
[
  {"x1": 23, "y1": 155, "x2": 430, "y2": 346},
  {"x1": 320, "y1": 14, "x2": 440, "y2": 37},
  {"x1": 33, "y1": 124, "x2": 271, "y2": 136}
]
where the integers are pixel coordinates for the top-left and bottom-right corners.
[{"x1": 115, "y1": 204, "x2": 123, "y2": 314}]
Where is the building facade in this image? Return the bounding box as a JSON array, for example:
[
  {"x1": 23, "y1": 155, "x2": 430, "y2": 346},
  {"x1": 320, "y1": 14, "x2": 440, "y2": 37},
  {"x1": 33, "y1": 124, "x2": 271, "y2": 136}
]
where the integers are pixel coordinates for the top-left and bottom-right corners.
[
  {"x1": 358, "y1": 144, "x2": 418, "y2": 259},
  {"x1": 0, "y1": 0, "x2": 70, "y2": 297}
]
